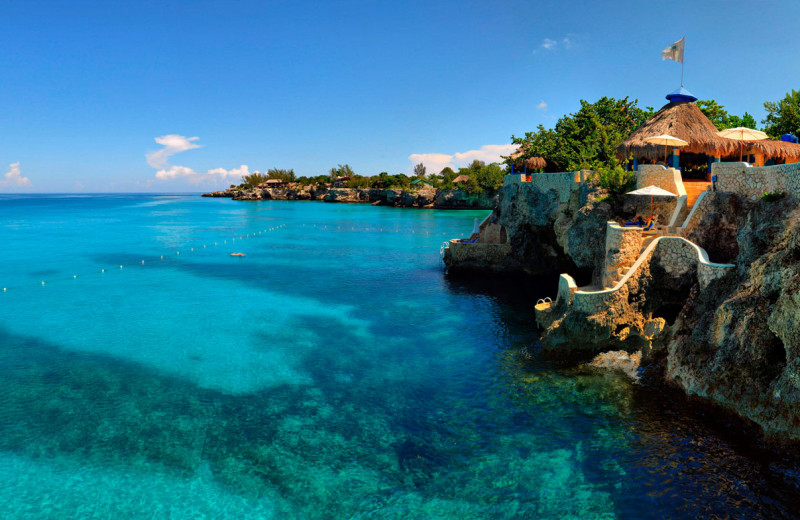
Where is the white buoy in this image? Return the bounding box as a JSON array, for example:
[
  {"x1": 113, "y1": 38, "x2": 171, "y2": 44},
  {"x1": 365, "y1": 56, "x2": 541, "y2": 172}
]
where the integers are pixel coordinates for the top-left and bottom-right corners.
[
  {"x1": 141, "y1": 260, "x2": 145, "y2": 264},
  {"x1": 161, "y1": 256, "x2": 164, "y2": 259},
  {"x1": 41, "y1": 281, "x2": 45, "y2": 285},
  {"x1": 101, "y1": 269, "x2": 105, "y2": 273},
  {"x1": 120, "y1": 265, "x2": 123, "y2": 269},
  {"x1": 73, "y1": 275, "x2": 77, "y2": 278}
]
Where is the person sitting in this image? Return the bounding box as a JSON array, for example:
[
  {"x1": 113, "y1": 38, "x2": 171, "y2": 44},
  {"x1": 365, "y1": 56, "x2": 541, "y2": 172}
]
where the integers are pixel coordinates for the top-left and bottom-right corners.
[
  {"x1": 642, "y1": 216, "x2": 657, "y2": 231},
  {"x1": 624, "y1": 215, "x2": 645, "y2": 226}
]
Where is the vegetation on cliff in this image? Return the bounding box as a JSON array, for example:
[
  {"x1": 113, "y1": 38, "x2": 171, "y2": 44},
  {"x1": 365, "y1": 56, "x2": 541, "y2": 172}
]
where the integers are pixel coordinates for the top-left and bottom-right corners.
[
  {"x1": 509, "y1": 97, "x2": 653, "y2": 174},
  {"x1": 230, "y1": 160, "x2": 508, "y2": 196},
  {"x1": 762, "y1": 88, "x2": 800, "y2": 138}
]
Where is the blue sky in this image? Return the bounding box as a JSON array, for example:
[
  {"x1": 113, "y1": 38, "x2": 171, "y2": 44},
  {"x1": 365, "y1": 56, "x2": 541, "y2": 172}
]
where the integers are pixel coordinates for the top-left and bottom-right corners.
[{"x1": 2, "y1": 0, "x2": 799, "y2": 192}]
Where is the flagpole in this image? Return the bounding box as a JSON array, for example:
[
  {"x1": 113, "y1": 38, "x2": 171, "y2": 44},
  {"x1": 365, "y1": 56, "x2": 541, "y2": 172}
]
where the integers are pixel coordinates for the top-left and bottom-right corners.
[{"x1": 681, "y1": 61, "x2": 684, "y2": 87}]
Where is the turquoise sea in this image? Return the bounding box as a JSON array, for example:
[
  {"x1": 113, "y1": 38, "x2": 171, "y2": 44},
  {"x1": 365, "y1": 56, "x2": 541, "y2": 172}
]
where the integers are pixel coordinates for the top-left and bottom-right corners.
[{"x1": 1, "y1": 194, "x2": 799, "y2": 519}]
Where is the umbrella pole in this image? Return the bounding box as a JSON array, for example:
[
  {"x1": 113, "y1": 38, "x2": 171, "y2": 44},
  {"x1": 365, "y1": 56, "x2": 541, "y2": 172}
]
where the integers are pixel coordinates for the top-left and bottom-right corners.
[{"x1": 650, "y1": 195, "x2": 653, "y2": 220}]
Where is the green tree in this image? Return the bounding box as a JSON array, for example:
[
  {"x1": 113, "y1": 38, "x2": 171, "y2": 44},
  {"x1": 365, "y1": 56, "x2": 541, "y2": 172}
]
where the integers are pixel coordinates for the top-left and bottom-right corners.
[
  {"x1": 510, "y1": 96, "x2": 652, "y2": 173},
  {"x1": 328, "y1": 164, "x2": 356, "y2": 182},
  {"x1": 697, "y1": 99, "x2": 757, "y2": 130},
  {"x1": 426, "y1": 173, "x2": 442, "y2": 188},
  {"x1": 413, "y1": 163, "x2": 426, "y2": 177},
  {"x1": 241, "y1": 172, "x2": 269, "y2": 188},
  {"x1": 762, "y1": 89, "x2": 800, "y2": 138},
  {"x1": 477, "y1": 163, "x2": 505, "y2": 191},
  {"x1": 439, "y1": 167, "x2": 458, "y2": 188},
  {"x1": 727, "y1": 112, "x2": 758, "y2": 130},
  {"x1": 266, "y1": 168, "x2": 296, "y2": 182}
]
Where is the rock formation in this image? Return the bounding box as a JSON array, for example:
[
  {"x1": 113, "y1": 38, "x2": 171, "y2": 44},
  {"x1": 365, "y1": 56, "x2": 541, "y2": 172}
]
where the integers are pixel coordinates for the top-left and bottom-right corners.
[
  {"x1": 202, "y1": 185, "x2": 493, "y2": 209},
  {"x1": 444, "y1": 180, "x2": 613, "y2": 278},
  {"x1": 536, "y1": 190, "x2": 800, "y2": 441}
]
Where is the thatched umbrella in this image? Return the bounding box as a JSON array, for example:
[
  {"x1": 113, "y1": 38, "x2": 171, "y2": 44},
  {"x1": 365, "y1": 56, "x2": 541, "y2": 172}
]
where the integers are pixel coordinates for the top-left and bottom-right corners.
[
  {"x1": 509, "y1": 147, "x2": 546, "y2": 171},
  {"x1": 616, "y1": 101, "x2": 739, "y2": 161}
]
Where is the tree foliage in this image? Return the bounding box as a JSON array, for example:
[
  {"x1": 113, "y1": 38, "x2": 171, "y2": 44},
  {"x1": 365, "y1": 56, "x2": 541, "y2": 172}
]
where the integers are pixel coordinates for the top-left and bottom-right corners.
[
  {"x1": 510, "y1": 97, "x2": 653, "y2": 173},
  {"x1": 329, "y1": 164, "x2": 356, "y2": 180},
  {"x1": 241, "y1": 172, "x2": 269, "y2": 188},
  {"x1": 696, "y1": 99, "x2": 757, "y2": 130},
  {"x1": 440, "y1": 160, "x2": 507, "y2": 194},
  {"x1": 413, "y1": 163, "x2": 426, "y2": 177},
  {"x1": 266, "y1": 168, "x2": 296, "y2": 182},
  {"x1": 762, "y1": 89, "x2": 800, "y2": 138}
]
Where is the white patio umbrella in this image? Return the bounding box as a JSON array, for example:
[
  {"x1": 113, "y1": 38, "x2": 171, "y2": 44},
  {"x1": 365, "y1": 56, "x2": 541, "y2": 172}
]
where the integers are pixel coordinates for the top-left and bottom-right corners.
[
  {"x1": 643, "y1": 134, "x2": 689, "y2": 165},
  {"x1": 626, "y1": 185, "x2": 678, "y2": 219},
  {"x1": 717, "y1": 127, "x2": 769, "y2": 161}
]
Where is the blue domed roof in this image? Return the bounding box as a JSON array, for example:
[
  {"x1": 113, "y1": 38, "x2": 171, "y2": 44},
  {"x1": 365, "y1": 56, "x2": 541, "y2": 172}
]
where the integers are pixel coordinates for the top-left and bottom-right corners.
[{"x1": 665, "y1": 87, "x2": 698, "y2": 103}]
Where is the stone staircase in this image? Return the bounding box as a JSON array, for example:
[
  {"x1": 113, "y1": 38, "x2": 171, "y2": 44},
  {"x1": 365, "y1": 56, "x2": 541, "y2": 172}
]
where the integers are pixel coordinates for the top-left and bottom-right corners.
[{"x1": 683, "y1": 181, "x2": 711, "y2": 210}]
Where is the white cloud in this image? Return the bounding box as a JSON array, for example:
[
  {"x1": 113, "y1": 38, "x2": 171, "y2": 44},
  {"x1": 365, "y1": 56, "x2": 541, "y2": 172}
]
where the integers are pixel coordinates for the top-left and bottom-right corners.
[
  {"x1": 539, "y1": 35, "x2": 577, "y2": 52},
  {"x1": 1, "y1": 162, "x2": 31, "y2": 187},
  {"x1": 155, "y1": 165, "x2": 199, "y2": 181},
  {"x1": 409, "y1": 144, "x2": 516, "y2": 174},
  {"x1": 147, "y1": 135, "x2": 249, "y2": 185},
  {"x1": 408, "y1": 153, "x2": 454, "y2": 175},
  {"x1": 207, "y1": 165, "x2": 250, "y2": 179},
  {"x1": 146, "y1": 135, "x2": 201, "y2": 169},
  {"x1": 536, "y1": 101, "x2": 548, "y2": 110}
]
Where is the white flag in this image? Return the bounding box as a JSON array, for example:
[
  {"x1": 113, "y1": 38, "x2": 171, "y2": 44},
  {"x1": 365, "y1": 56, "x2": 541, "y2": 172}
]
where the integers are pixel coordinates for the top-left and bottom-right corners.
[{"x1": 661, "y1": 37, "x2": 685, "y2": 63}]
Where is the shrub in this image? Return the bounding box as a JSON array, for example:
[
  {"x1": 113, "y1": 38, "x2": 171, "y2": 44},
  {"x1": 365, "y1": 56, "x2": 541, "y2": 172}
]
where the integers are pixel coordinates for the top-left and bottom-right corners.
[
  {"x1": 762, "y1": 191, "x2": 786, "y2": 202},
  {"x1": 590, "y1": 164, "x2": 635, "y2": 196},
  {"x1": 241, "y1": 172, "x2": 269, "y2": 188}
]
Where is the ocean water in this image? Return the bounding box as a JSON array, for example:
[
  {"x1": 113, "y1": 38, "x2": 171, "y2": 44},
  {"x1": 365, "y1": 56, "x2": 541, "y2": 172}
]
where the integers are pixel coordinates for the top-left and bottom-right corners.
[{"x1": 0, "y1": 194, "x2": 799, "y2": 519}]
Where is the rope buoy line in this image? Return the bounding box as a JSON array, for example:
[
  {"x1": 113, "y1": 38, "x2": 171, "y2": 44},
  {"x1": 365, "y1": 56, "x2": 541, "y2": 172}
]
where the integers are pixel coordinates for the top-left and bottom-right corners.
[
  {"x1": 1, "y1": 223, "x2": 288, "y2": 293},
  {"x1": 305, "y1": 223, "x2": 448, "y2": 236}
]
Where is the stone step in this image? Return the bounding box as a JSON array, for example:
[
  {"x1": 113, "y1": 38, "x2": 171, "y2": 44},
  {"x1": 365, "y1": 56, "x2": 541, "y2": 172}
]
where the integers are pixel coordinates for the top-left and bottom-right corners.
[{"x1": 684, "y1": 181, "x2": 711, "y2": 210}]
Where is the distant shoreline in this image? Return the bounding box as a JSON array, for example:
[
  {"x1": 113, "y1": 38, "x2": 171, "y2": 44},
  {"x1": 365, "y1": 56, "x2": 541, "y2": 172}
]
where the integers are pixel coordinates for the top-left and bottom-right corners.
[{"x1": 202, "y1": 185, "x2": 496, "y2": 210}]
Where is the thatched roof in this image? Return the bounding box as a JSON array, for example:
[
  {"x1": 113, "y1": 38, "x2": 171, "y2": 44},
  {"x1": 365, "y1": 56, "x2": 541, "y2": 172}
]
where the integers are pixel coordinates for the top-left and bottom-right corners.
[
  {"x1": 453, "y1": 175, "x2": 470, "y2": 184},
  {"x1": 616, "y1": 101, "x2": 739, "y2": 160},
  {"x1": 509, "y1": 147, "x2": 546, "y2": 169},
  {"x1": 747, "y1": 139, "x2": 800, "y2": 160}
]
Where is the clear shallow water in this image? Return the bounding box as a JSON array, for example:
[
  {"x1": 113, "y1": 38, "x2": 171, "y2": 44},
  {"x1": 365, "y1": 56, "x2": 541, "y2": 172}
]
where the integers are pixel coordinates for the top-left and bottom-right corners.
[{"x1": 1, "y1": 194, "x2": 799, "y2": 519}]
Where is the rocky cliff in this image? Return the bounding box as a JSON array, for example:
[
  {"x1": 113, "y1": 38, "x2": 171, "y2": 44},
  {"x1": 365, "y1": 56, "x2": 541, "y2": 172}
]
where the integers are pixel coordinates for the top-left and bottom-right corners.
[
  {"x1": 661, "y1": 195, "x2": 800, "y2": 441},
  {"x1": 202, "y1": 185, "x2": 494, "y2": 209},
  {"x1": 535, "y1": 191, "x2": 800, "y2": 442},
  {"x1": 444, "y1": 180, "x2": 614, "y2": 278}
]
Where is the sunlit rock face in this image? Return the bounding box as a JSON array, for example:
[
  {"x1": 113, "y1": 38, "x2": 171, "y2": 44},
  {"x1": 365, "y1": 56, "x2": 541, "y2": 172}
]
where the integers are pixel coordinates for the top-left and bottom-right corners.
[
  {"x1": 444, "y1": 181, "x2": 613, "y2": 277},
  {"x1": 209, "y1": 185, "x2": 495, "y2": 209},
  {"x1": 664, "y1": 197, "x2": 800, "y2": 441},
  {"x1": 538, "y1": 191, "x2": 800, "y2": 441}
]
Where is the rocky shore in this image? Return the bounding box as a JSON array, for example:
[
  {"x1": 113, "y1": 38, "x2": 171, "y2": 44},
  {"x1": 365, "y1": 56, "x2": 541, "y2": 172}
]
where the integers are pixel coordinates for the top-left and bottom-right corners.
[
  {"x1": 445, "y1": 171, "x2": 800, "y2": 443},
  {"x1": 202, "y1": 184, "x2": 495, "y2": 209}
]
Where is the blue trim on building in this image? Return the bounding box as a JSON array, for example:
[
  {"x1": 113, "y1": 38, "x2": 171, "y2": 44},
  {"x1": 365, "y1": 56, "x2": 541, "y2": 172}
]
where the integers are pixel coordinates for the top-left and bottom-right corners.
[{"x1": 666, "y1": 87, "x2": 698, "y2": 103}]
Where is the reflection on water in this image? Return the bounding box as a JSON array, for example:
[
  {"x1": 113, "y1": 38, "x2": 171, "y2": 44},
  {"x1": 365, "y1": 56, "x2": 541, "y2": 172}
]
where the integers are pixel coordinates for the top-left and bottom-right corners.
[{"x1": 0, "y1": 195, "x2": 798, "y2": 519}]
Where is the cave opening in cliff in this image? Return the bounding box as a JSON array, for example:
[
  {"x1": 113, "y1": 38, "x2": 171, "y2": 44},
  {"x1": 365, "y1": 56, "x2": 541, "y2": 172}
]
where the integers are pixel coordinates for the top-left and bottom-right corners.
[{"x1": 653, "y1": 303, "x2": 684, "y2": 326}]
